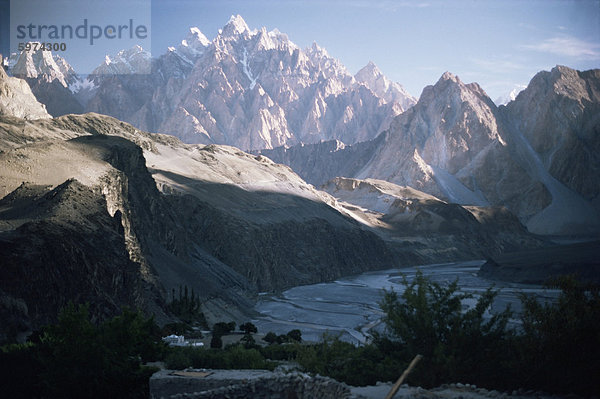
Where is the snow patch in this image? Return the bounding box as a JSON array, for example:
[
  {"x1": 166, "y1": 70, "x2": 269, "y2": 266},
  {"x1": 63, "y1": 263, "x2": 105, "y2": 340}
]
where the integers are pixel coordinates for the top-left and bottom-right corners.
[
  {"x1": 494, "y1": 85, "x2": 527, "y2": 106},
  {"x1": 69, "y1": 77, "x2": 97, "y2": 93},
  {"x1": 241, "y1": 48, "x2": 257, "y2": 90}
]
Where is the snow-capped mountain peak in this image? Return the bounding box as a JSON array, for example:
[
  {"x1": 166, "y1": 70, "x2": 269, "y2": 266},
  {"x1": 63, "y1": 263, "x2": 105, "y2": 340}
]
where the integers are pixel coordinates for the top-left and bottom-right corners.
[
  {"x1": 92, "y1": 45, "x2": 151, "y2": 75},
  {"x1": 308, "y1": 42, "x2": 329, "y2": 58},
  {"x1": 188, "y1": 27, "x2": 211, "y2": 46},
  {"x1": 181, "y1": 27, "x2": 210, "y2": 50},
  {"x1": 494, "y1": 85, "x2": 527, "y2": 106},
  {"x1": 27, "y1": 15, "x2": 416, "y2": 151},
  {"x1": 10, "y1": 44, "x2": 72, "y2": 87},
  {"x1": 359, "y1": 61, "x2": 381, "y2": 77},
  {"x1": 355, "y1": 61, "x2": 416, "y2": 109},
  {"x1": 222, "y1": 14, "x2": 250, "y2": 37},
  {"x1": 177, "y1": 27, "x2": 211, "y2": 61}
]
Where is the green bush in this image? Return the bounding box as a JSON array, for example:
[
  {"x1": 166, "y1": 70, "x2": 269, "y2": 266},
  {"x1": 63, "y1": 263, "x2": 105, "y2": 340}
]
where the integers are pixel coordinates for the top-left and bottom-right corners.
[
  {"x1": 286, "y1": 329, "x2": 302, "y2": 342},
  {"x1": 295, "y1": 334, "x2": 404, "y2": 386},
  {"x1": 0, "y1": 342, "x2": 44, "y2": 398},
  {"x1": 164, "y1": 345, "x2": 275, "y2": 371},
  {"x1": 212, "y1": 321, "x2": 236, "y2": 337},
  {"x1": 239, "y1": 322, "x2": 258, "y2": 334},
  {"x1": 262, "y1": 331, "x2": 278, "y2": 344},
  {"x1": 296, "y1": 272, "x2": 599, "y2": 396},
  {"x1": 240, "y1": 333, "x2": 257, "y2": 348},
  {"x1": 0, "y1": 303, "x2": 163, "y2": 399},
  {"x1": 259, "y1": 342, "x2": 300, "y2": 360},
  {"x1": 167, "y1": 286, "x2": 208, "y2": 328}
]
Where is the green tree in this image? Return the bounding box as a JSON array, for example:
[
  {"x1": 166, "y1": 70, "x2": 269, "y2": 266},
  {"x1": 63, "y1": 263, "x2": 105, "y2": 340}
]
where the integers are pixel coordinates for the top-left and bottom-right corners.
[
  {"x1": 295, "y1": 333, "x2": 398, "y2": 386},
  {"x1": 240, "y1": 333, "x2": 256, "y2": 349},
  {"x1": 212, "y1": 321, "x2": 235, "y2": 337},
  {"x1": 262, "y1": 331, "x2": 278, "y2": 344},
  {"x1": 210, "y1": 334, "x2": 223, "y2": 349},
  {"x1": 30, "y1": 303, "x2": 161, "y2": 398},
  {"x1": 167, "y1": 285, "x2": 207, "y2": 327},
  {"x1": 286, "y1": 329, "x2": 302, "y2": 342},
  {"x1": 240, "y1": 322, "x2": 258, "y2": 335},
  {"x1": 517, "y1": 276, "x2": 600, "y2": 395},
  {"x1": 379, "y1": 270, "x2": 512, "y2": 387}
]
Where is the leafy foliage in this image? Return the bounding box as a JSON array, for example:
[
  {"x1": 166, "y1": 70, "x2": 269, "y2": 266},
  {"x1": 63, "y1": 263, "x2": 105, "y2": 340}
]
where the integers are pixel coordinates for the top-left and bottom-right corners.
[
  {"x1": 168, "y1": 286, "x2": 207, "y2": 328},
  {"x1": 286, "y1": 329, "x2": 302, "y2": 342},
  {"x1": 258, "y1": 341, "x2": 300, "y2": 361},
  {"x1": 239, "y1": 322, "x2": 258, "y2": 335},
  {"x1": 516, "y1": 276, "x2": 600, "y2": 395},
  {"x1": 261, "y1": 329, "x2": 302, "y2": 344},
  {"x1": 164, "y1": 345, "x2": 275, "y2": 371},
  {"x1": 212, "y1": 321, "x2": 236, "y2": 337},
  {"x1": 210, "y1": 334, "x2": 223, "y2": 349},
  {"x1": 295, "y1": 272, "x2": 599, "y2": 396},
  {"x1": 3, "y1": 274, "x2": 596, "y2": 397},
  {"x1": 296, "y1": 333, "x2": 403, "y2": 386},
  {"x1": 262, "y1": 331, "x2": 278, "y2": 344},
  {"x1": 0, "y1": 303, "x2": 163, "y2": 399},
  {"x1": 379, "y1": 270, "x2": 513, "y2": 387}
]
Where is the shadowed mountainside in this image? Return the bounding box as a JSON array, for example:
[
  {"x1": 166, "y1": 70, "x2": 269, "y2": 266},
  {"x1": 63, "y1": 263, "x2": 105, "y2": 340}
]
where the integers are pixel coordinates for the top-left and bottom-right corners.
[{"x1": 0, "y1": 112, "x2": 399, "y2": 341}]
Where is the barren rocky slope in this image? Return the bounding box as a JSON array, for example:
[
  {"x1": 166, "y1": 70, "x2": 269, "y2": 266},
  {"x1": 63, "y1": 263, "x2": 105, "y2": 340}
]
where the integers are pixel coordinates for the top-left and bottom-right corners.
[
  {"x1": 322, "y1": 177, "x2": 543, "y2": 261},
  {"x1": 261, "y1": 66, "x2": 600, "y2": 236},
  {"x1": 0, "y1": 61, "x2": 554, "y2": 341},
  {"x1": 0, "y1": 106, "x2": 400, "y2": 340}
]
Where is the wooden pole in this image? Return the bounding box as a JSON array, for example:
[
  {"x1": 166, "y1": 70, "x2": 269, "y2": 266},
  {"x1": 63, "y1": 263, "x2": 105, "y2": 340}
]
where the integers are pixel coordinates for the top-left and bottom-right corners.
[{"x1": 384, "y1": 354, "x2": 423, "y2": 399}]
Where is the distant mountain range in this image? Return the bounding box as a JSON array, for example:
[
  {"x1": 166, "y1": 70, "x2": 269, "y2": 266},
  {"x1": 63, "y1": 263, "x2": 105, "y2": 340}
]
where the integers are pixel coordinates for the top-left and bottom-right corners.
[
  {"x1": 7, "y1": 15, "x2": 415, "y2": 151},
  {"x1": 258, "y1": 66, "x2": 600, "y2": 236},
  {"x1": 5, "y1": 15, "x2": 600, "y2": 236}
]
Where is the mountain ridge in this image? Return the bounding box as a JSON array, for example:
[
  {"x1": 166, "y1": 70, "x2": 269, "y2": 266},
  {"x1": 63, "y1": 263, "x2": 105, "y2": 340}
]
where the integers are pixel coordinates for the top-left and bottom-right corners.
[
  {"x1": 6, "y1": 15, "x2": 415, "y2": 151},
  {"x1": 259, "y1": 65, "x2": 600, "y2": 236}
]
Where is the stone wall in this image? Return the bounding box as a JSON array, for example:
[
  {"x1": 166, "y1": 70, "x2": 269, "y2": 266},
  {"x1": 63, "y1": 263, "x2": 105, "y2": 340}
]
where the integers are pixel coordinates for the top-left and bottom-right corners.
[{"x1": 150, "y1": 370, "x2": 358, "y2": 399}]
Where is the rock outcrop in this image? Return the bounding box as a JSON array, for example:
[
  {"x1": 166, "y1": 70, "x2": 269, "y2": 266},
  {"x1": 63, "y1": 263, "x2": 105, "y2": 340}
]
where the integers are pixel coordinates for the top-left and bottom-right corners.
[
  {"x1": 500, "y1": 66, "x2": 600, "y2": 233},
  {"x1": 0, "y1": 65, "x2": 51, "y2": 119},
  {"x1": 355, "y1": 61, "x2": 416, "y2": 110},
  {"x1": 9, "y1": 46, "x2": 83, "y2": 116}
]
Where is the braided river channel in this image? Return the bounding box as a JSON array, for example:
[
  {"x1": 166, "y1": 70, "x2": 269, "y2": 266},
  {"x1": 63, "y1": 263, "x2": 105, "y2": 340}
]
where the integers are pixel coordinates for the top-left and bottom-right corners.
[{"x1": 254, "y1": 260, "x2": 560, "y2": 344}]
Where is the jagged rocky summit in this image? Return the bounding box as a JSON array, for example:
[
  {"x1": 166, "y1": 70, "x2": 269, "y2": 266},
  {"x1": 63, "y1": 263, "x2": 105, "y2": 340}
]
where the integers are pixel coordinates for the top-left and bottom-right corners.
[{"x1": 7, "y1": 15, "x2": 415, "y2": 151}]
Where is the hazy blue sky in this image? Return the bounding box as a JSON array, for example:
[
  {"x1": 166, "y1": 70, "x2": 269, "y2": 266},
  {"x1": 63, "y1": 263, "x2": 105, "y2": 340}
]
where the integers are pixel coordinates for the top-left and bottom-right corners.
[
  {"x1": 149, "y1": 0, "x2": 600, "y2": 101},
  {"x1": 2, "y1": 0, "x2": 599, "y2": 101}
]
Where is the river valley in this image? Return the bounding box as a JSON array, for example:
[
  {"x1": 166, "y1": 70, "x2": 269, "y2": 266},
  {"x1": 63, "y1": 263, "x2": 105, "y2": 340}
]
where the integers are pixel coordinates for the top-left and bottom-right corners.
[{"x1": 254, "y1": 260, "x2": 560, "y2": 344}]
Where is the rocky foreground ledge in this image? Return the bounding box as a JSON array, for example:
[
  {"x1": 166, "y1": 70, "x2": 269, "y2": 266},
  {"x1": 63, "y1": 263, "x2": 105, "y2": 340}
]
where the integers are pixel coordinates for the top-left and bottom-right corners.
[{"x1": 149, "y1": 369, "x2": 573, "y2": 399}]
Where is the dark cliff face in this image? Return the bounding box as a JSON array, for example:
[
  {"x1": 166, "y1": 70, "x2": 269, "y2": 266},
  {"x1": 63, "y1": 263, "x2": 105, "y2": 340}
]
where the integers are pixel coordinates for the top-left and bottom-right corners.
[
  {"x1": 0, "y1": 180, "x2": 145, "y2": 342},
  {"x1": 170, "y1": 192, "x2": 397, "y2": 291},
  {"x1": 24, "y1": 78, "x2": 84, "y2": 117}
]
